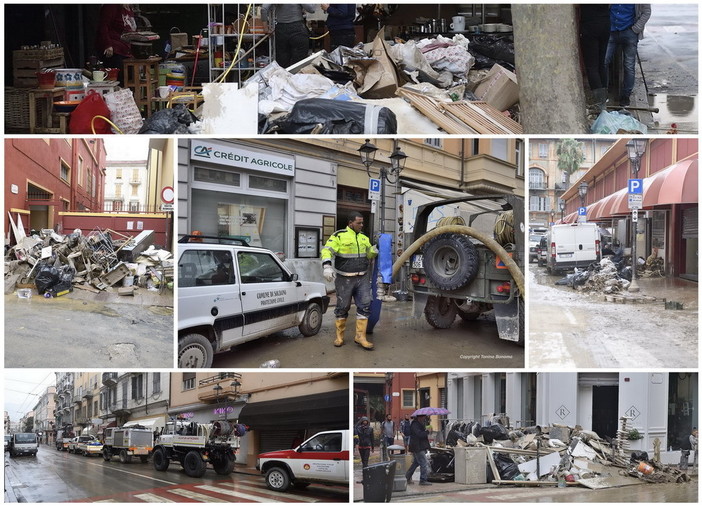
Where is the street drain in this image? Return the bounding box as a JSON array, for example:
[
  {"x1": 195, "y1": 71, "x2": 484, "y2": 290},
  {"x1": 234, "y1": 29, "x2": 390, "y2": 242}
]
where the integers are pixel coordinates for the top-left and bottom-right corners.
[
  {"x1": 664, "y1": 300, "x2": 684, "y2": 310},
  {"x1": 603, "y1": 294, "x2": 658, "y2": 304}
]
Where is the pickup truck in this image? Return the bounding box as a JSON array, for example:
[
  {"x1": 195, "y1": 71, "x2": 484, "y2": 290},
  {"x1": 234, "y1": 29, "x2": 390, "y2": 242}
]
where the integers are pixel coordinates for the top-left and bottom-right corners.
[{"x1": 257, "y1": 430, "x2": 349, "y2": 491}]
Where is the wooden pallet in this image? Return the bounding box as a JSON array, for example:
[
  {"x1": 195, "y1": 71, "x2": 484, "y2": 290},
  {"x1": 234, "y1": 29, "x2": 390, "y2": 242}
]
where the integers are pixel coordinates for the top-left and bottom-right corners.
[
  {"x1": 442, "y1": 101, "x2": 523, "y2": 134},
  {"x1": 13, "y1": 56, "x2": 66, "y2": 88},
  {"x1": 396, "y1": 88, "x2": 477, "y2": 134}
]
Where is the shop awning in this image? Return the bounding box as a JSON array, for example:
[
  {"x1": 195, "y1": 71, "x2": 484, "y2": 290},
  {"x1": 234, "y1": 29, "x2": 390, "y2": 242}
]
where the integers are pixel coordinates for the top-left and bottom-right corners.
[
  {"x1": 586, "y1": 199, "x2": 606, "y2": 221},
  {"x1": 647, "y1": 159, "x2": 698, "y2": 206},
  {"x1": 562, "y1": 212, "x2": 578, "y2": 224},
  {"x1": 239, "y1": 390, "x2": 348, "y2": 430},
  {"x1": 123, "y1": 417, "x2": 164, "y2": 429}
]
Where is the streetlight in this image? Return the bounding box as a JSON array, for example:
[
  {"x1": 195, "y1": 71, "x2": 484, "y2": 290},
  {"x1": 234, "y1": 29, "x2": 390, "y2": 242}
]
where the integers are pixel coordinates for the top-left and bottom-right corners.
[
  {"x1": 625, "y1": 139, "x2": 647, "y2": 293},
  {"x1": 578, "y1": 181, "x2": 589, "y2": 208},
  {"x1": 559, "y1": 198, "x2": 565, "y2": 222}
]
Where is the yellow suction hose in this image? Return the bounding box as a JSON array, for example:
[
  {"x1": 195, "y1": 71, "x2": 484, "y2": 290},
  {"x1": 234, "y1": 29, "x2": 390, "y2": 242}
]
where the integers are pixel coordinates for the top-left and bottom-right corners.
[{"x1": 391, "y1": 225, "x2": 525, "y2": 297}]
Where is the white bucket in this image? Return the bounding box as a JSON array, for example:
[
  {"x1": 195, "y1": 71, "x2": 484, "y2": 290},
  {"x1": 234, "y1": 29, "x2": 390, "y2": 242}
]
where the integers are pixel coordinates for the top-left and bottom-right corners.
[{"x1": 55, "y1": 69, "x2": 84, "y2": 90}]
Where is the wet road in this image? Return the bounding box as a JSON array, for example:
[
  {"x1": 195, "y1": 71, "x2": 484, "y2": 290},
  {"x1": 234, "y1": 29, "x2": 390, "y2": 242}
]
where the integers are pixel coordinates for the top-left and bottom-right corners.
[
  {"x1": 212, "y1": 298, "x2": 524, "y2": 369},
  {"x1": 4, "y1": 292, "x2": 174, "y2": 368},
  {"x1": 638, "y1": 4, "x2": 698, "y2": 133},
  {"x1": 528, "y1": 266, "x2": 698, "y2": 369},
  {"x1": 5, "y1": 447, "x2": 347, "y2": 503}
]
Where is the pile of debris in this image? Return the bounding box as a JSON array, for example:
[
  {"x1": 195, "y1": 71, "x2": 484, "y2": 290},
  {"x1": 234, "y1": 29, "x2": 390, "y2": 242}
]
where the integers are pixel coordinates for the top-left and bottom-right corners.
[
  {"x1": 198, "y1": 28, "x2": 521, "y2": 135},
  {"x1": 555, "y1": 258, "x2": 632, "y2": 294},
  {"x1": 5, "y1": 226, "x2": 173, "y2": 299},
  {"x1": 441, "y1": 416, "x2": 690, "y2": 488}
]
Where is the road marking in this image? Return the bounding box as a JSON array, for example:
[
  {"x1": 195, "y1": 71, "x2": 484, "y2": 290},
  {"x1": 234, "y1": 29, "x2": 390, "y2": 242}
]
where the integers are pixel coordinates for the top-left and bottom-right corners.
[
  {"x1": 134, "y1": 493, "x2": 176, "y2": 502},
  {"x1": 85, "y1": 462, "x2": 178, "y2": 486},
  {"x1": 213, "y1": 481, "x2": 322, "y2": 501},
  {"x1": 563, "y1": 308, "x2": 578, "y2": 326},
  {"x1": 169, "y1": 488, "x2": 230, "y2": 502},
  {"x1": 197, "y1": 484, "x2": 283, "y2": 502}
]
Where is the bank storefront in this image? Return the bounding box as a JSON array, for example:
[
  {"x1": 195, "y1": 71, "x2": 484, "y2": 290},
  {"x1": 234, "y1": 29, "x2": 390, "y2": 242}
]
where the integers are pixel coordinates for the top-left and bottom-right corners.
[{"x1": 179, "y1": 140, "x2": 336, "y2": 263}]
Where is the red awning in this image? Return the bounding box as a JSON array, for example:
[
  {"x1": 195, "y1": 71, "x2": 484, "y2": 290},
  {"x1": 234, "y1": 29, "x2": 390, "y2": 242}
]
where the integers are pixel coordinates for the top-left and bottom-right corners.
[
  {"x1": 563, "y1": 211, "x2": 578, "y2": 224},
  {"x1": 586, "y1": 199, "x2": 606, "y2": 221},
  {"x1": 598, "y1": 188, "x2": 628, "y2": 218},
  {"x1": 655, "y1": 159, "x2": 698, "y2": 205}
]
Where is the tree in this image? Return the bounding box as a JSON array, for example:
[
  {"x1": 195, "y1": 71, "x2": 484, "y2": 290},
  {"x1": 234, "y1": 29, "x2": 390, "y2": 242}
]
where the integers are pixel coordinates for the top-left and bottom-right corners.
[
  {"x1": 23, "y1": 416, "x2": 34, "y2": 433},
  {"x1": 556, "y1": 139, "x2": 586, "y2": 186},
  {"x1": 513, "y1": 4, "x2": 589, "y2": 133}
]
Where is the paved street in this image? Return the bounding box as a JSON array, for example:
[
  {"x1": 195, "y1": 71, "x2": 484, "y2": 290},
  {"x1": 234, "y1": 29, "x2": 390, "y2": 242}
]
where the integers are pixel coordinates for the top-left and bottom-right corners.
[
  {"x1": 528, "y1": 266, "x2": 698, "y2": 369},
  {"x1": 5, "y1": 289, "x2": 174, "y2": 368},
  {"x1": 5, "y1": 446, "x2": 347, "y2": 503},
  {"x1": 212, "y1": 298, "x2": 524, "y2": 369}
]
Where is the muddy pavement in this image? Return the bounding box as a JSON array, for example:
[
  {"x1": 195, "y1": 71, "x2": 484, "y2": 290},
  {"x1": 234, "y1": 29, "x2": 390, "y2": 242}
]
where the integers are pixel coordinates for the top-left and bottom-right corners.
[
  {"x1": 5, "y1": 289, "x2": 174, "y2": 368},
  {"x1": 528, "y1": 266, "x2": 698, "y2": 369},
  {"x1": 212, "y1": 297, "x2": 524, "y2": 368}
]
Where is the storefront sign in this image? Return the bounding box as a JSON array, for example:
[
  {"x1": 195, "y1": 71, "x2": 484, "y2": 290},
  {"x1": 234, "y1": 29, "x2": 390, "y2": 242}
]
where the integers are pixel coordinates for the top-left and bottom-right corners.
[
  {"x1": 191, "y1": 141, "x2": 295, "y2": 177},
  {"x1": 213, "y1": 406, "x2": 237, "y2": 415}
]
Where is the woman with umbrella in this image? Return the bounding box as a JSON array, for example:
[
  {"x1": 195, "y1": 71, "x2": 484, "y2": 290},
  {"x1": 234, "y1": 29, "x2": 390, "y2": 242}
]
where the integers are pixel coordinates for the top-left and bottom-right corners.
[{"x1": 405, "y1": 407, "x2": 449, "y2": 486}]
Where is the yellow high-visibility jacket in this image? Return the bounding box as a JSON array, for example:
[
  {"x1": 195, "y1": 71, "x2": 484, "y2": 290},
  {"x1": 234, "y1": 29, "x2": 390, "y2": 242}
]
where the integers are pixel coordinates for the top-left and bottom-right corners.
[{"x1": 321, "y1": 227, "x2": 377, "y2": 276}]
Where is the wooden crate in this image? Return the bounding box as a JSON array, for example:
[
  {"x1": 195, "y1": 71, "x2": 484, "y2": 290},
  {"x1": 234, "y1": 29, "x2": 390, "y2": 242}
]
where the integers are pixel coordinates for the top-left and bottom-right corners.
[
  {"x1": 13, "y1": 56, "x2": 65, "y2": 88},
  {"x1": 13, "y1": 47, "x2": 64, "y2": 61}
]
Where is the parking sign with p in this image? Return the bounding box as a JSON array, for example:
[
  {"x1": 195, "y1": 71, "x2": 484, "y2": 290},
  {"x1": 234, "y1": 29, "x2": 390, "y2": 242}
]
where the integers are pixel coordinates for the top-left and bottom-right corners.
[{"x1": 628, "y1": 179, "x2": 643, "y2": 194}]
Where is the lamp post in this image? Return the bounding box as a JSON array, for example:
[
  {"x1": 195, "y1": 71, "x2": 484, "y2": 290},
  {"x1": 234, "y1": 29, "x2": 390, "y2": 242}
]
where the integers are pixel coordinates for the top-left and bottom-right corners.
[
  {"x1": 626, "y1": 139, "x2": 647, "y2": 293},
  {"x1": 559, "y1": 198, "x2": 565, "y2": 222},
  {"x1": 578, "y1": 181, "x2": 589, "y2": 208}
]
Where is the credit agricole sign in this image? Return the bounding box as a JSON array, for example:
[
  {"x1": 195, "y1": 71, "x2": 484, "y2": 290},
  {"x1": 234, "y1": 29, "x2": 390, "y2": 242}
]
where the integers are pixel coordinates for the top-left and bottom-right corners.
[{"x1": 191, "y1": 140, "x2": 295, "y2": 177}]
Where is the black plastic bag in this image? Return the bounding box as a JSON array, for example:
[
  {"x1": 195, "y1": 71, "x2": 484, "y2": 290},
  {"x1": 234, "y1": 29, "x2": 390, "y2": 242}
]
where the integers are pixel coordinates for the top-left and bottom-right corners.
[
  {"x1": 138, "y1": 104, "x2": 198, "y2": 134},
  {"x1": 272, "y1": 98, "x2": 397, "y2": 134},
  {"x1": 35, "y1": 265, "x2": 60, "y2": 293},
  {"x1": 469, "y1": 34, "x2": 515, "y2": 65},
  {"x1": 631, "y1": 451, "x2": 649, "y2": 462},
  {"x1": 480, "y1": 423, "x2": 509, "y2": 444},
  {"x1": 493, "y1": 453, "x2": 520, "y2": 480}
]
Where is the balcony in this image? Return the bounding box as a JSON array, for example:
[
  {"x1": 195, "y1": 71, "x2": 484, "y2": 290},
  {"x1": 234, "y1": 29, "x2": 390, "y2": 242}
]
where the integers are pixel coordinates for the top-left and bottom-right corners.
[
  {"x1": 111, "y1": 402, "x2": 131, "y2": 417},
  {"x1": 73, "y1": 395, "x2": 83, "y2": 405},
  {"x1": 102, "y1": 373, "x2": 118, "y2": 386},
  {"x1": 82, "y1": 392, "x2": 94, "y2": 400},
  {"x1": 529, "y1": 182, "x2": 548, "y2": 190},
  {"x1": 198, "y1": 373, "x2": 243, "y2": 403},
  {"x1": 75, "y1": 416, "x2": 90, "y2": 425}
]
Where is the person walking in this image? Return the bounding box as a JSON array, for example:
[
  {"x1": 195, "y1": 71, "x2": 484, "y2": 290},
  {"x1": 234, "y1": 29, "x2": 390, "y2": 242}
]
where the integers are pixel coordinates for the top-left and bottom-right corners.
[
  {"x1": 604, "y1": 4, "x2": 651, "y2": 107},
  {"x1": 321, "y1": 3, "x2": 356, "y2": 50},
  {"x1": 400, "y1": 415, "x2": 412, "y2": 452},
  {"x1": 579, "y1": 4, "x2": 611, "y2": 113},
  {"x1": 354, "y1": 417, "x2": 374, "y2": 469},
  {"x1": 691, "y1": 428, "x2": 698, "y2": 469},
  {"x1": 261, "y1": 4, "x2": 316, "y2": 68},
  {"x1": 321, "y1": 212, "x2": 377, "y2": 350},
  {"x1": 405, "y1": 414, "x2": 432, "y2": 486},
  {"x1": 381, "y1": 414, "x2": 395, "y2": 448}
]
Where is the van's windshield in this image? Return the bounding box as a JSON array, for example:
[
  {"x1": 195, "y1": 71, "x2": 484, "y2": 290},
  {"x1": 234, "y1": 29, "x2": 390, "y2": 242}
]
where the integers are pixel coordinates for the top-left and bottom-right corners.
[{"x1": 14, "y1": 433, "x2": 36, "y2": 444}]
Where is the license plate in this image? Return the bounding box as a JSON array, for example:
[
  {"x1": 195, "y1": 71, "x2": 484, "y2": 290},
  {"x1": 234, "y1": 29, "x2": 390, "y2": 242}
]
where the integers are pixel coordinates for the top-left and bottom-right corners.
[
  {"x1": 559, "y1": 253, "x2": 573, "y2": 258},
  {"x1": 411, "y1": 255, "x2": 423, "y2": 269}
]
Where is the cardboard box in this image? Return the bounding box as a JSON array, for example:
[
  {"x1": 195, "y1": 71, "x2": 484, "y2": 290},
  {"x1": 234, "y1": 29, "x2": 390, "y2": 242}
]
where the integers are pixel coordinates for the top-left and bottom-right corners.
[
  {"x1": 348, "y1": 27, "x2": 408, "y2": 99},
  {"x1": 474, "y1": 63, "x2": 519, "y2": 111}
]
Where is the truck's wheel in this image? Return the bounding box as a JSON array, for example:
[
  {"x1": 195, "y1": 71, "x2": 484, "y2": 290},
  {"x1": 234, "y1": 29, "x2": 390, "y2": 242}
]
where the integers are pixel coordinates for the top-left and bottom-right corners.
[
  {"x1": 152, "y1": 448, "x2": 170, "y2": 471},
  {"x1": 179, "y1": 333, "x2": 214, "y2": 368},
  {"x1": 424, "y1": 295, "x2": 458, "y2": 329},
  {"x1": 119, "y1": 449, "x2": 132, "y2": 464},
  {"x1": 298, "y1": 302, "x2": 323, "y2": 336},
  {"x1": 140, "y1": 456, "x2": 149, "y2": 464},
  {"x1": 103, "y1": 448, "x2": 111, "y2": 461},
  {"x1": 212, "y1": 454, "x2": 234, "y2": 475},
  {"x1": 183, "y1": 450, "x2": 207, "y2": 478},
  {"x1": 265, "y1": 467, "x2": 291, "y2": 491},
  {"x1": 423, "y1": 233, "x2": 479, "y2": 291},
  {"x1": 456, "y1": 301, "x2": 482, "y2": 321}
]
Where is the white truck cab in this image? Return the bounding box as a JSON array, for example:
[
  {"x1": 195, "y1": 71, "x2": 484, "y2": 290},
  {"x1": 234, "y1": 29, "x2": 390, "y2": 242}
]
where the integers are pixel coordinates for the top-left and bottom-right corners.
[
  {"x1": 257, "y1": 430, "x2": 350, "y2": 491},
  {"x1": 10, "y1": 433, "x2": 38, "y2": 457}
]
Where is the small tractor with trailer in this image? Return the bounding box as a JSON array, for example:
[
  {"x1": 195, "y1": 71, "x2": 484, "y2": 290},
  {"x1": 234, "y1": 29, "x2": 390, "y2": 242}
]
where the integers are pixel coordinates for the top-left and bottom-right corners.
[
  {"x1": 102, "y1": 426, "x2": 154, "y2": 463},
  {"x1": 56, "y1": 424, "x2": 75, "y2": 451},
  {"x1": 403, "y1": 194, "x2": 525, "y2": 344},
  {"x1": 152, "y1": 418, "x2": 245, "y2": 478}
]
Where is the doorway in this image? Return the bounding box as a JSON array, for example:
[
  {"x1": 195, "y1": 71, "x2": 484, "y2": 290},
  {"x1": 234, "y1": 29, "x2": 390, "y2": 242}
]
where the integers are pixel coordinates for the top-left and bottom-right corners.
[{"x1": 592, "y1": 385, "x2": 619, "y2": 440}]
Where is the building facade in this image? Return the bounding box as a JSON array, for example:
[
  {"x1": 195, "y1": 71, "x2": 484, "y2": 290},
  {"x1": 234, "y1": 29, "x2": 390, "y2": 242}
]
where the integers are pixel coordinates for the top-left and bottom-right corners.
[
  {"x1": 560, "y1": 138, "x2": 698, "y2": 278},
  {"x1": 33, "y1": 386, "x2": 57, "y2": 444},
  {"x1": 54, "y1": 372, "x2": 75, "y2": 431},
  {"x1": 5, "y1": 138, "x2": 106, "y2": 238},
  {"x1": 98, "y1": 372, "x2": 171, "y2": 434},
  {"x1": 103, "y1": 159, "x2": 148, "y2": 212}
]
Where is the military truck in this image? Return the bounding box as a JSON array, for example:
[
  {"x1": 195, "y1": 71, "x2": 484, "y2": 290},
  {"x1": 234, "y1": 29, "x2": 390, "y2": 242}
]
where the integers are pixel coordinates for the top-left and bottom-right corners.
[
  {"x1": 152, "y1": 419, "x2": 244, "y2": 478},
  {"x1": 102, "y1": 426, "x2": 154, "y2": 463},
  {"x1": 407, "y1": 194, "x2": 524, "y2": 344}
]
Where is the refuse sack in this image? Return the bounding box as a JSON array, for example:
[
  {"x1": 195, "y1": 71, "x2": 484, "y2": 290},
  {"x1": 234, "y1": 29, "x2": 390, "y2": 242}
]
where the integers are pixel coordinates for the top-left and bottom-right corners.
[
  {"x1": 138, "y1": 105, "x2": 198, "y2": 134},
  {"x1": 59, "y1": 265, "x2": 76, "y2": 283},
  {"x1": 631, "y1": 451, "x2": 649, "y2": 462},
  {"x1": 273, "y1": 98, "x2": 397, "y2": 134},
  {"x1": 480, "y1": 423, "x2": 509, "y2": 444},
  {"x1": 591, "y1": 110, "x2": 648, "y2": 134},
  {"x1": 493, "y1": 453, "x2": 520, "y2": 480},
  {"x1": 469, "y1": 34, "x2": 515, "y2": 65},
  {"x1": 362, "y1": 460, "x2": 397, "y2": 502},
  {"x1": 35, "y1": 265, "x2": 61, "y2": 293}
]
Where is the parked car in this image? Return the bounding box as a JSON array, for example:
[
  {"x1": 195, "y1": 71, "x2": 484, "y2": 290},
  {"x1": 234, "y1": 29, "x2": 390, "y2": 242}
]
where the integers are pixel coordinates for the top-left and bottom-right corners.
[
  {"x1": 178, "y1": 235, "x2": 330, "y2": 368},
  {"x1": 77, "y1": 437, "x2": 103, "y2": 457},
  {"x1": 257, "y1": 430, "x2": 349, "y2": 492},
  {"x1": 529, "y1": 233, "x2": 546, "y2": 263},
  {"x1": 4, "y1": 435, "x2": 12, "y2": 453},
  {"x1": 537, "y1": 236, "x2": 548, "y2": 267}
]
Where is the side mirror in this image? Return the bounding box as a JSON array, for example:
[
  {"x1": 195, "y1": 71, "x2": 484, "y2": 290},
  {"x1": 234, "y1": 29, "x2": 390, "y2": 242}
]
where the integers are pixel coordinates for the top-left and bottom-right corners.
[{"x1": 289, "y1": 273, "x2": 299, "y2": 282}]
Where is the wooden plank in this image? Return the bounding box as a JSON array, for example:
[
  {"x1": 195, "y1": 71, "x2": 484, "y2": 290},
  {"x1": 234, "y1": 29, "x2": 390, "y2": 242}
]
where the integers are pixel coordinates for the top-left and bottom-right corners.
[
  {"x1": 442, "y1": 101, "x2": 523, "y2": 134},
  {"x1": 485, "y1": 447, "x2": 501, "y2": 482},
  {"x1": 493, "y1": 480, "x2": 579, "y2": 486},
  {"x1": 487, "y1": 446, "x2": 567, "y2": 456},
  {"x1": 396, "y1": 88, "x2": 477, "y2": 134}
]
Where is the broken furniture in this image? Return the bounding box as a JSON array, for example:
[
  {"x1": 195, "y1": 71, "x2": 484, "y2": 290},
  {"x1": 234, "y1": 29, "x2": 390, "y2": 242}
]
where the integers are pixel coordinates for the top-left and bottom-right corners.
[
  {"x1": 28, "y1": 87, "x2": 67, "y2": 133},
  {"x1": 123, "y1": 57, "x2": 161, "y2": 116}
]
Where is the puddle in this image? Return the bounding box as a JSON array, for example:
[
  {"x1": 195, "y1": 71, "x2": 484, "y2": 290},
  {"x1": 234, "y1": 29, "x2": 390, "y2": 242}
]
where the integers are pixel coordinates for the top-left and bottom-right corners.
[{"x1": 648, "y1": 93, "x2": 698, "y2": 134}]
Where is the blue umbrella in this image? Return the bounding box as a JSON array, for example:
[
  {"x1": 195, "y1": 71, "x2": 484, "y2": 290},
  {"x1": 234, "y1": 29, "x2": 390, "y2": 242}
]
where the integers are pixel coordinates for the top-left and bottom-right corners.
[{"x1": 412, "y1": 407, "x2": 450, "y2": 417}]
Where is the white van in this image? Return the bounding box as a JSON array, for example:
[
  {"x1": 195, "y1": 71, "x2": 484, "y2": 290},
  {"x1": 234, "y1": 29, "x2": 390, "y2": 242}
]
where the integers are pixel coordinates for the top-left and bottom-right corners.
[
  {"x1": 546, "y1": 223, "x2": 601, "y2": 274},
  {"x1": 10, "y1": 433, "x2": 38, "y2": 457}
]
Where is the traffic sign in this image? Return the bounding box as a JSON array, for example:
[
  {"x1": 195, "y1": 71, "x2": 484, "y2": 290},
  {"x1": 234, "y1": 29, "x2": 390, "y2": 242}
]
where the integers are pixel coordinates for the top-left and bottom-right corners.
[
  {"x1": 628, "y1": 179, "x2": 643, "y2": 194},
  {"x1": 578, "y1": 207, "x2": 587, "y2": 216},
  {"x1": 628, "y1": 193, "x2": 643, "y2": 210},
  {"x1": 632, "y1": 209, "x2": 639, "y2": 222},
  {"x1": 369, "y1": 178, "x2": 381, "y2": 200},
  {"x1": 161, "y1": 203, "x2": 174, "y2": 212},
  {"x1": 161, "y1": 186, "x2": 175, "y2": 204}
]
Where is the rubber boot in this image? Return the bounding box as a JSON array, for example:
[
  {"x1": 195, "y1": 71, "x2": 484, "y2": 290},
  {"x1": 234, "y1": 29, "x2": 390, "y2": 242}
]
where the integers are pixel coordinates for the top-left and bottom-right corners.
[
  {"x1": 334, "y1": 318, "x2": 346, "y2": 347},
  {"x1": 354, "y1": 318, "x2": 374, "y2": 350},
  {"x1": 592, "y1": 88, "x2": 608, "y2": 114}
]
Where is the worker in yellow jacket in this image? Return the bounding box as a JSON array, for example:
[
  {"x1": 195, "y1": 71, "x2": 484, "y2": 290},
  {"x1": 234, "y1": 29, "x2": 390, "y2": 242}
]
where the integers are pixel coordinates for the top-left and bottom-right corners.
[{"x1": 321, "y1": 212, "x2": 378, "y2": 349}]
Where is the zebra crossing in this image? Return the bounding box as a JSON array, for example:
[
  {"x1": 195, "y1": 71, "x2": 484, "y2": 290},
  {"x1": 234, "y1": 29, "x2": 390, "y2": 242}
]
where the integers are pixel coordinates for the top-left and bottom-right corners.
[{"x1": 85, "y1": 476, "x2": 348, "y2": 503}]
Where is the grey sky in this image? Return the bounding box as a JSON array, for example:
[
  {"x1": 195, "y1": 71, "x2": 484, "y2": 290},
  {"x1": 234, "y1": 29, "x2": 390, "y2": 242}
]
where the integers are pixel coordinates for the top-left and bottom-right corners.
[{"x1": 4, "y1": 371, "x2": 55, "y2": 423}]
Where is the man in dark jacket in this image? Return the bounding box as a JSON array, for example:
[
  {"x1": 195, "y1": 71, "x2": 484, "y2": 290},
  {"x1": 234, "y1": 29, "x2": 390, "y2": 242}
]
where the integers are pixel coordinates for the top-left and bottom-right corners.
[
  {"x1": 405, "y1": 414, "x2": 432, "y2": 486},
  {"x1": 321, "y1": 4, "x2": 356, "y2": 50},
  {"x1": 354, "y1": 416, "x2": 374, "y2": 469}
]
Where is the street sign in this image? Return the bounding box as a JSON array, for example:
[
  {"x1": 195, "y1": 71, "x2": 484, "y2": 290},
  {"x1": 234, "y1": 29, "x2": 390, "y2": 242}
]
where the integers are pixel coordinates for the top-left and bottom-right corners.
[
  {"x1": 578, "y1": 207, "x2": 587, "y2": 216},
  {"x1": 369, "y1": 178, "x2": 381, "y2": 201},
  {"x1": 161, "y1": 186, "x2": 175, "y2": 204},
  {"x1": 632, "y1": 208, "x2": 639, "y2": 222},
  {"x1": 628, "y1": 193, "x2": 643, "y2": 210},
  {"x1": 628, "y1": 178, "x2": 643, "y2": 194},
  {"x1": 161, "y1": 203, "x2": 174, "y2": 212},
  {"x1": 384, "y1": 394, "x2": 391, "y2": 402}
]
